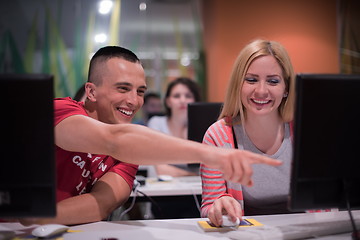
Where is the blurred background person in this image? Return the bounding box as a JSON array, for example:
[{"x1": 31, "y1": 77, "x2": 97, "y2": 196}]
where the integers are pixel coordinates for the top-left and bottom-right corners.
[
  {"x1": 133, "y1": 92, "x2": 163, "y2": 126},
  {"x1": 73, "y1": 83, "x2": 86, "y2": 102},
  {"x1": 147, "y1": 77, "x2": 202, "y2": 219},
  {"x1": 148, "y1": 77, "x2": 202, "y2": 177}
]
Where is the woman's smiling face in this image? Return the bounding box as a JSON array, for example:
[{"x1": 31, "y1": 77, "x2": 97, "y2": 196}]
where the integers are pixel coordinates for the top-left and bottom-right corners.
[{"x1": 240, "y1": 55, "x2": 287, "y2": 119}]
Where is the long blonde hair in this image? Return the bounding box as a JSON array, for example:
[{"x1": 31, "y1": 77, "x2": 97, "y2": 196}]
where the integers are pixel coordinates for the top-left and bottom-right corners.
[{"x1": 219, "y1": 39, "x2": 295, "y2": 124}]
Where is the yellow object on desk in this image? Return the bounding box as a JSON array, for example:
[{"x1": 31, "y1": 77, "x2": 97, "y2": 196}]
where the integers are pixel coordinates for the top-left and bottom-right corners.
[{"x1": 198, "y1": 218, "x2": 264, "y2": 232}]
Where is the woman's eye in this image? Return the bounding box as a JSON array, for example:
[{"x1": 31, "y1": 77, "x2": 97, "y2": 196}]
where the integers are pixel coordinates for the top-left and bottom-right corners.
[
  {"x1": 185, "y1": 93, "x2": 194, "y2": 99},
  {"x1": 268, "y1": 78, "x2": 280, "y2": 85},
  {"x1": 245, "y1": 78, "x2": 257, "y2": 83}
]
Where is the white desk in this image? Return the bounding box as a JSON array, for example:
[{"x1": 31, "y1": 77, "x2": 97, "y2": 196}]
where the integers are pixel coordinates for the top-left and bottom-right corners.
[
  {"x1": 2, "y1": 210, "x2": 359, "y2": 240},
  {"x1": 131, "y1": 176, "x2": 202, "y2": 197},
  {"x1": 119, "y1": 176, "x2": 202, "y2": 220}
]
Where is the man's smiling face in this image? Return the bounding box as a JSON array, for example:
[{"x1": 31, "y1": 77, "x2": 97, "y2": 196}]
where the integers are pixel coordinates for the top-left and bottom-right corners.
[{"x1": 90, "y1": 57, "x2": 147, "y2": 124}]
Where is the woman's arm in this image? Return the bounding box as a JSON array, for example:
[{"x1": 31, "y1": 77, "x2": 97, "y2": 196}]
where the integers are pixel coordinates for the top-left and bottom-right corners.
[{"x1": 200, "y1": 120, "x2": 244, "y2": 226}]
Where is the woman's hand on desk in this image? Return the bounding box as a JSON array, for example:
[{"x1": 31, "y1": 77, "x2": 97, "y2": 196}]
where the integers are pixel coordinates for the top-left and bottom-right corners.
[{"x1": 207, "y1": 196, "x2": 242, "y2": 227}]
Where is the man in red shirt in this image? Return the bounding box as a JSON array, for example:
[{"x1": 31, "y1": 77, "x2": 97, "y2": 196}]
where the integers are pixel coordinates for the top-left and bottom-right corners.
[{"x1": 20, "y1": 46, "x2": 280, "y2": 225}]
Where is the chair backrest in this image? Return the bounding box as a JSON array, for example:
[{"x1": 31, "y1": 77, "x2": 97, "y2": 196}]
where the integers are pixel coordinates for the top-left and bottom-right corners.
[{"x1": 187, "y1": 102, "x2": 223, "y2": 143}]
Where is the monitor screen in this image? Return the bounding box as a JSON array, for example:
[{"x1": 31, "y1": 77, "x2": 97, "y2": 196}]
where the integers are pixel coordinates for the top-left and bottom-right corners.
[
  {"x1": 187, "y1": 102, "x2": 222, "y2": 170},
  {"x1": 0, "y1": 74, "x2": 56, "y2": 217},
  {"x1": 289, "y1": 74, "x2": 360, "y2": 212},
  {"x1": 187, "y1": 102, "x2": 223, "y2": 143}
]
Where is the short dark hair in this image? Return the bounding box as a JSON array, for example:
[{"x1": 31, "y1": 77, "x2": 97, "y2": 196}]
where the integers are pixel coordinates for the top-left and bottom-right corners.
[
  {"x1": 88, "y1": 46, "x2": 141, "y2": 85},
  {"x1": 144, "y1": 92, "x2": 161, "y2": 105},
  {"x1": 164, "y1": 77, "x2": 202, "y2": 117},
  {"x1": 73, "y1": 83, "x2": 86, "y2": 101}
]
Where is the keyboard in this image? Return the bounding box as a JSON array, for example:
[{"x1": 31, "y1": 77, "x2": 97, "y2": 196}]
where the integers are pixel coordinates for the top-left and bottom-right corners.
[
  {"x1": 279, "y1": 218, "x2": 359, "y2": 239},
  {"x1": 277, "y1": 219, "x2": 360, "y2": 240},
  {"x1": 224, "y1": 218, "x2": 360, "y2": 240}
]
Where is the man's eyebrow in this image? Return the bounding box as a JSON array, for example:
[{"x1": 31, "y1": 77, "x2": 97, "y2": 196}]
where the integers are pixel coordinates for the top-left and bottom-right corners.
[
  {"x1": 115, "y1": 82, "x2": 131, "y2": 86},
  {"x1": 114, "y1": 82, "x2": 147, "y2": 90}
]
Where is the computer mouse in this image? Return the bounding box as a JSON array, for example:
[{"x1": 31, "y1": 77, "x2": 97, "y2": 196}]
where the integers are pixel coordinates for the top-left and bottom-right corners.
[
  {"x1": 158, "y1": 174, "x2": 173, "y2": 181},
  {"x1": 221, "y1": 215, "x2": 240, "y2": 227},
  {"x1": 31, "y1": 224, "x2": 69, "y2": 238}
]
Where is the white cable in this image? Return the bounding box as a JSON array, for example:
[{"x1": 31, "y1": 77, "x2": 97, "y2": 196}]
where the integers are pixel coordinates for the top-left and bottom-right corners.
[
  {"x1": 192, "y1": 189, "x2": 201, "y2": 213},
  {"x1": 119, "y1": 180, "x2": 140, "y2": 220}
]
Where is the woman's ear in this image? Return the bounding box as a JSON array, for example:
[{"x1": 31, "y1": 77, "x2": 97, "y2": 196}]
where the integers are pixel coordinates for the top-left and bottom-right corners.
[
  {"x1": 85, "y1": 82, "x2": 97, "y2": 102},
  {"x1": 283, "y1": 92, "x2": 288, "y2": 98}
]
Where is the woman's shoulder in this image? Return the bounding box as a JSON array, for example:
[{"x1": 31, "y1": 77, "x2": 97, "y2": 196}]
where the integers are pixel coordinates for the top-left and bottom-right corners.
[
  {"x1": 208, "y1": 118, "x2": 231, "y2": 130},
  {"x1": 148, "y1": 115, "x2": 167, "y2": 124},
  {"x1": 147, "y1": 115, "x2": 169, "y2": 132},
  {"x1": 203, "y1": 118, "x2": 234, "y2": 146},
  {"x1": 205, "y1": 118, "x2": 233, "y2": 138}
]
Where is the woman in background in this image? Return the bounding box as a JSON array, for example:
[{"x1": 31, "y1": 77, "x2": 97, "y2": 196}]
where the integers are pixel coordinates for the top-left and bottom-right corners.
[
  {"x1": 148, "y1": 77, "x2": 202, "y2": 177},
  {"x1": 147, "y1": 77, "x2": 202, "y2": 219},
  {"x1": 201, "y1": 39, "x2": 296, "y2": 226}
]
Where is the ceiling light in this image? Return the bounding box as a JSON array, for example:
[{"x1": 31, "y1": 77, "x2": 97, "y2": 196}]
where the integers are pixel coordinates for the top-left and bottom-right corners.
[
  {"x1": 139, "y1": 2, "x2": 147, "y2": 11},
  {"x1": 99, "y1": 0, "x2": 113, "y2": 14},
  {"x1": 180, "y1": 56, "x2": 191, "y2": 66},
  {"x1": 94, "y1": 33, "x2": 107, "y2": 43}
]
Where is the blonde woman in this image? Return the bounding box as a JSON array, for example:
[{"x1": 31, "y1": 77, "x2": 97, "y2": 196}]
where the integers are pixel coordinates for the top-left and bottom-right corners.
[{"x1": 201, "y1": 39, "x2": 296, "y2": 226}]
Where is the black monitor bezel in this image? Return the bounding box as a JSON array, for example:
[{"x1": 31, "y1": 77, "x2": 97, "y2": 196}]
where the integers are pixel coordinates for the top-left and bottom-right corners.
[
  {"x1": 289, "y1": 73, "x2": 360, "y2": 212},
  {"x1": 0, "y1": 74, "x2": 56, "y2": 217},
  {"x1": 187, "y1": 102, "x2": 223, "y2": 143}
]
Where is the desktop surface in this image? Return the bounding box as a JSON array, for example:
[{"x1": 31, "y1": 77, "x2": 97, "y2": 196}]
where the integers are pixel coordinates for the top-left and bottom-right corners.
[
  {"x1": 124, "y1": 176, "x2": 202, "y2": 220},
  {"x1": 72, "y1": 211, "x2": 359, "y2": 240},
  {"x1": 131, "y1": 176, "x2": 201, "y2": 197},
  {"x1": 2, "y1": 211, "x2": 359, "y2": 240}
]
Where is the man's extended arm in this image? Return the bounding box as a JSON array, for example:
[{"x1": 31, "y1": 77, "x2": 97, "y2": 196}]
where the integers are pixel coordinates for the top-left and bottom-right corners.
[{"x1": 55, "y1": 115, "x2": 281, "y2": 185}]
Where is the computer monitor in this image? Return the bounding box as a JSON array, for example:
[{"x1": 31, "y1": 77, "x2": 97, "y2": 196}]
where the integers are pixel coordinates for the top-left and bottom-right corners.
[
  {"x1": 289, "y1": 74, "x2": 360, "y2": 212},
  {"x1": 187, "y1": 102, "x2": 223, "y2": 143},
  {"x1": 0, "y1": 74, "x2": 56, "y2": 217},
  {"x1": 187, "y1": 102, "x2": 222, "y2": 170}
]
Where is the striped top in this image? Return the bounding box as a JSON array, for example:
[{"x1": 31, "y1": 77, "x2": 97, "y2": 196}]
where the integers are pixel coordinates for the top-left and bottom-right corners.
[{"x1": 200, "y1": 117, "x2": 292, "y2": 217}]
